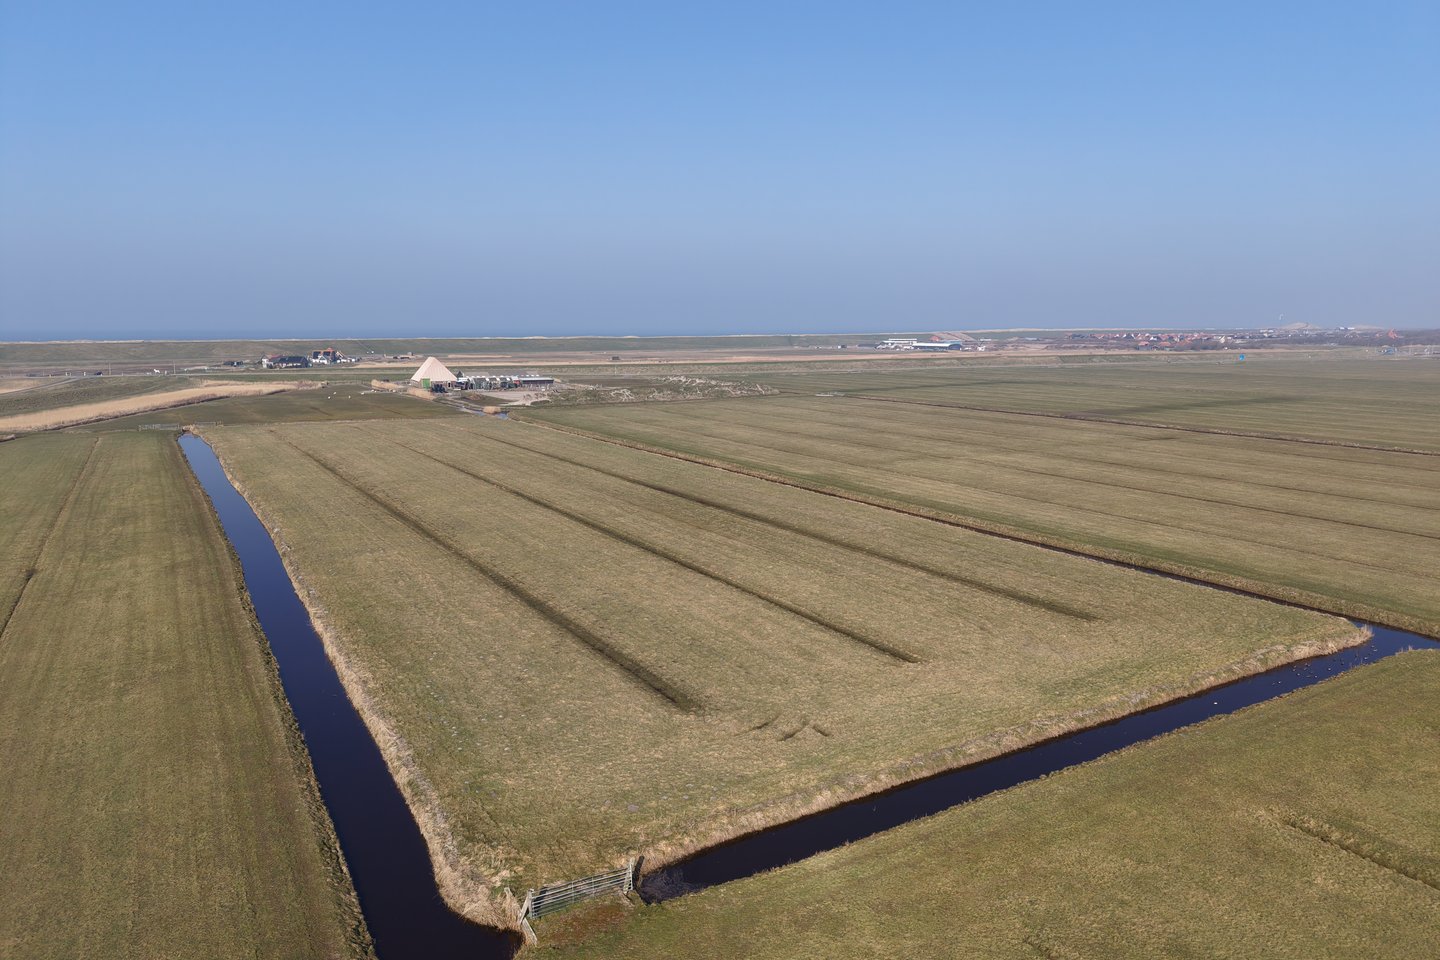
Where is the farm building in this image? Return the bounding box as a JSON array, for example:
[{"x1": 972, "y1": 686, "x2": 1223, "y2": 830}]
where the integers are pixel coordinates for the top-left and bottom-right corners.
[
  {"x1": 409, "y1": 357, "x2": 458, "y2": 389},
  {"x1": 262, "y1": 354, "x2": 310, "y2": 369}
]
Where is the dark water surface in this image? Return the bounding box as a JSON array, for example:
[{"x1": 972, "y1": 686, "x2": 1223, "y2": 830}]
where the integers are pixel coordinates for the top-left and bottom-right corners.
[
  {"x1": 181, "y1": 433, "x2": 1438, "y2": 952},
  {"x1": 641, "y1": 623, "x2": 1437, "y2": 900},
  {"x1": 180, "y1": 434, "x2": 520, "y2": 960}
]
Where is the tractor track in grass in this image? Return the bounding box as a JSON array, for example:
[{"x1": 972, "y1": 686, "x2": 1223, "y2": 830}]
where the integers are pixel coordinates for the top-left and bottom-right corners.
[
  {"x1": 836, "y1": 393, "x2": 1440, "y2": 457},
  {"x1": 372, "y1": 432, "x2": 922, "y2": 665},
  {"x1": 433, "y1": 426, "x2": 1100, "y2": 623},
  {"x1": 0, "y1": 436, "x2": 98, "y2": 644},
  {"x1": 271, "y1": 431, "x2": 700, "y2": 711},
  {"x1": 517, "y1": 416, "x2": 1440, "y2": 636}
]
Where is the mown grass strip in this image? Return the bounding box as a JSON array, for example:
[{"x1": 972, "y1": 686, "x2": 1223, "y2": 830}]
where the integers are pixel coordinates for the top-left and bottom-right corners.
[
  {"x1": 448, "y1": 427, "x2": 1100, "y2": 622},
  {"x1": 844, "y1": 393, "x2": 1440, "y2": 456},
  {"x1": 382, "y1": 434, "x2": 924, "y2": 664},
  {"x1": 521, "y1": 415, "x2": 1440, "y2": 636},
  {"x1": 0, "y1": 437, "x2": 96, "y2": 643},
  {"x1": 273, "y1": 433, "x2": 701, "y2": 711}
]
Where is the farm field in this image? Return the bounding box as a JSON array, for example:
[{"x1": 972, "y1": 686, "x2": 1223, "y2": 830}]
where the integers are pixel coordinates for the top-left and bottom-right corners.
[
  {"x1": 201, "y1": 416, "x2": 1360, "y2": 921},
  {"x1": 0, "y1": 432, "x2": 368, "y2": 959},
  {"x1": 749, "y1": 356, "x2": 1440, "y2": 451},
  {"x1": 0, "y1": 375, "x2": 180, "y2": 418},
  {"x1": 530, "y1": 392, "x2": 1440, "y2": 634},
  {"x1": 92, "y1": 381, "x2": 461, "y2": 429},
  {"x1": 0, "y1": 378, "x2": 297, "y2": 432},
  {"x1": 540, "y1": 650, "x2": 1440, "y2": 960}
]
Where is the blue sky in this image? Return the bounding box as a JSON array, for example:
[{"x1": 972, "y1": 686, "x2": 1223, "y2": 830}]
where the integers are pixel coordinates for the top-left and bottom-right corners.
[{"x1": 1, "y1": 1, "x2": 1436, "y2": 339}]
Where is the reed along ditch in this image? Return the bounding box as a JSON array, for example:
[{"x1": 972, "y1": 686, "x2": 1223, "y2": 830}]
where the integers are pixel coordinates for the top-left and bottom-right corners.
[
  {"x1": 180, "y1": 434, "x2": 1438, "y2": 950},
  {"x1": 179, "y1": 434, "x2": 521, "y2": 960}
]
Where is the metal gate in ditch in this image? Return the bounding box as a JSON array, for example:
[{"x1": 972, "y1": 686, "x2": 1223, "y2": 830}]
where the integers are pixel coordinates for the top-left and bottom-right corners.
[{"x1": 518, "y1": 857, "x2": 638, "y2": 943}]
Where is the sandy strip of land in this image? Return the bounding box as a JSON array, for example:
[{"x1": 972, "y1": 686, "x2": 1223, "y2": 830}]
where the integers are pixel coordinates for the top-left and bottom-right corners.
[{"x1": 0, "y1": 381, "x2": 300, "y2": 432}]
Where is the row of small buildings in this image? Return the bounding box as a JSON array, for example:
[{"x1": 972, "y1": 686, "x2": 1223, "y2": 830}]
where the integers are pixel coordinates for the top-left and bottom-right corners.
[
  {"x1": 261, "y1": 348, "x2": 355, "y2": 368},
  {"x1": 409, "y1": 357, "x2": 555, "y2": 393}
]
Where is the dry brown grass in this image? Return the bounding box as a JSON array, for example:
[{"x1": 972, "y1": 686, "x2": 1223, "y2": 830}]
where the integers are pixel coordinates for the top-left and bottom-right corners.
[
  {"x1": 201, "y1": 416, "x2": 1361, "y2": 925},
  {"x1": 0, "y1": 380, "x2": 300, "y2": 432},
  {"x1": 528, "y1": 393, "x2": 1440, "y2": 635},
  {"x1": 541, "y1": 651, "x2": 1440, "y2": 960}
]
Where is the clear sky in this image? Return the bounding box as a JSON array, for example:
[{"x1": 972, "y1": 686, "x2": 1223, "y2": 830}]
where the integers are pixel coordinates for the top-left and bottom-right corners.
[{"x1": 1, "y1": 1, "x2": 1436, "y2": 339}]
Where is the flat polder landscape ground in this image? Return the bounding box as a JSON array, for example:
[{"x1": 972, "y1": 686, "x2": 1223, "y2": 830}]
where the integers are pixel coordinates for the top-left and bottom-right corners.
[
  {"x1": 0, "y1": 375, "x2": 298, "y2": 432},
  {"x1": 201, "y1": 414, "x2": 1361, "y2": 922},
  {"x1": 539, "y1": 650, "x2": 1440, "y2": 960},
  {"x1": 749, "y1": 355, "x2": 1440, "y2": 451},
  {"x1": 529, "y1": 361, "x2": 1440, "y2": 634},
  {"x1": 0, "y1": 432, "x2": 368, "y2": 959}
]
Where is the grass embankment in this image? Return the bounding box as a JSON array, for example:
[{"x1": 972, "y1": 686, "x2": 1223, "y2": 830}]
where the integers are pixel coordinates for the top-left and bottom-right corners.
[
  {"x1": 529, "y1": 393, "x2": 1440, "y2": 634},
  {"x1": 0, "y1": 377, "x2": 297, "y2": 432},
  {"x1": 0, "y1": 432, "x2": 369, "y2": 959},
  {"x1": 752, "y1": 356, "x2": 1440, "y2": 451},
  {"x1": 541, "y1": 650, "x2": 1440, "y2": 960},
  {"x1": 0, "y1": 376, "x2": 179, "y2": 417},
  {"x1": 95, "y1": 381, "x2": 460, "y2": 430},
  {"x1": 202, "y1": 417, "x2": 1359, "y2": 921}
]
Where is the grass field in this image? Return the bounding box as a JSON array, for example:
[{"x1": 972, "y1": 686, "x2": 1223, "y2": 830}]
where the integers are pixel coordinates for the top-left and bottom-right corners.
[
  {"x1": 539, "y1": 650, "x2": 1440, "y2": 960},
  {"x1": 0, "y1": 375, "x2": 180, "y2": 418},
  {"x1": 0, "y1": 378, "x2": 298, "y2": 432},
  {"x1": 0, "y1": 333, "x2": 905, "y2": 369},
  {"x1": 201, "y1": 416, "x2": 1359, "y2": 922},
  {"x1": 530, "y1": 391, "x2": 1440, "y2": 634},
  {"x1": 0, "y1": 432, "x2": 369, "y2": 959},
  {"x1": 91, "y1": 382, "x2": 460, "y2": 429},
  {"x1": 749, "y1": 356, "x2": 1440, "y2": 451}
]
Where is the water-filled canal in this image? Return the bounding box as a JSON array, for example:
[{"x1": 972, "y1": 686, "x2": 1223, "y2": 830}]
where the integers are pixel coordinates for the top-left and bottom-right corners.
[
  {"x1": 180, "y1": 433, "x2": 1438, "y2": 955},
  {"x1": 180, "y1": 434, "x2": 519, "y2": 960}
]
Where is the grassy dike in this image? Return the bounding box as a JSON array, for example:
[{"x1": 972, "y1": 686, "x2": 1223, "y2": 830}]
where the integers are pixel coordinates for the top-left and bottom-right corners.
[
  {"x1": 541, "y1": 650, "x2": 1440, "y2": 959},
  {"x1": 0, "y1": 432, "x2": 370, "y2": 959}
]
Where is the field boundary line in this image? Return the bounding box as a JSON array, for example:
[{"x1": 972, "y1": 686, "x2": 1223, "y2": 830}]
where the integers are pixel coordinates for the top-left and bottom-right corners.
[
  {"x1": 377, "y1": 432, "x2": 923, "y2": 664},
  {"x1": 584, "y1": 407, "x2": 1440, "y2": 571},
  {"x1": 438, "y1": 425, "x2": 1100, "y2": 622},
  {"x1": 271, "y1": 432, "x2": 701, "y2": 710},
  {"x1": 190, "y1": 429, "x2": 515, "y2": 931},
  {"x1": 0, "y1": 435, "x2": 99, "y2": 644},
  {"x1": 837, "y1": 393, "x2": 1440, "y2": 457},
  {"x1": 740, "y1": 396, "x2": 1440, "y2": 498},
  {"x1": 1277, "y1": 812, "x2": 1440, "y2": 894},
  {"x1": 517, "y1": 416, "x2": 1440, "y2": 638},
  {"x1": 176, "y1": 435, "x2": 376, "y2": 958}
]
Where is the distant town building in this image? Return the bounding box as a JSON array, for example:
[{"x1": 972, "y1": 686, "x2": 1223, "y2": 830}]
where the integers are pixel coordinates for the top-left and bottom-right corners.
[{"x1": 262, "y1": 354, "x2": 310, "y2": 369}]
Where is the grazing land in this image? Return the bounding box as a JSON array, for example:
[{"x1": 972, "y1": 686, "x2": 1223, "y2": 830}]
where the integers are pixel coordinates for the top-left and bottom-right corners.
[
  {"x1": 749, "y1": 356, "x2": 1440, "y2": 451},
  {"x1": 531, "y1": 391, "x2": 1440, "y2": 634},
  {"x1": 0, "y1": 378, "x2": 296, "y2": 432},
  {"x1": 0, "y1": 432, "x2": 369, "y2": 959},
  {"x1": 0, "y1": 375, "x2": 180, "y2": 418},
  {"x1": 202, "y1": 416, "x2": 1359, "y2": 922},
  {"x1": 93, "y1": 381, "x2": 460, "y2": 429},
  {"x1": 540, "y1": 650, "x2": 1440, "y2": 960}
]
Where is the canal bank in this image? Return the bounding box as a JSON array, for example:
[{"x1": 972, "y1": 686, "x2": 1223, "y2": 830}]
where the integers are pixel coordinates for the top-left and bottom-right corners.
[
  {"x1": 179, "y1": 432, "x2": 1437, "y2": 956},
  {"x1": 180, "y1": 434, "x2": 520, "y2": 960}
]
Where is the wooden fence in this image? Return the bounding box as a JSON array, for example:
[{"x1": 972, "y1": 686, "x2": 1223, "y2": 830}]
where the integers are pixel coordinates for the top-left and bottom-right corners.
[{"x1": 517, "y1": 857, "x2": 638, "y2": 944}]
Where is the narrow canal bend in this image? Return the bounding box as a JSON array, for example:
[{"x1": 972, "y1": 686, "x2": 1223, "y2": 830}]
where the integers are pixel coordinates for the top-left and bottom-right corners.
[
  {"x1": 180, "y1": 434, "x2": 520, "y2": 960},
  {"x1": 640, "y1": 623, "x2": 1438, "y2": 901},
  {"x1": 181, "y1": 433, "x2": 1440, "y2": 951}
]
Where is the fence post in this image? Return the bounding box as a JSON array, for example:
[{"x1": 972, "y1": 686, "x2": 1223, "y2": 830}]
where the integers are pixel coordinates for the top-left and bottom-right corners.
[{"x1": 519, "y1": 891, "x2": 537, "y2": 946}]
